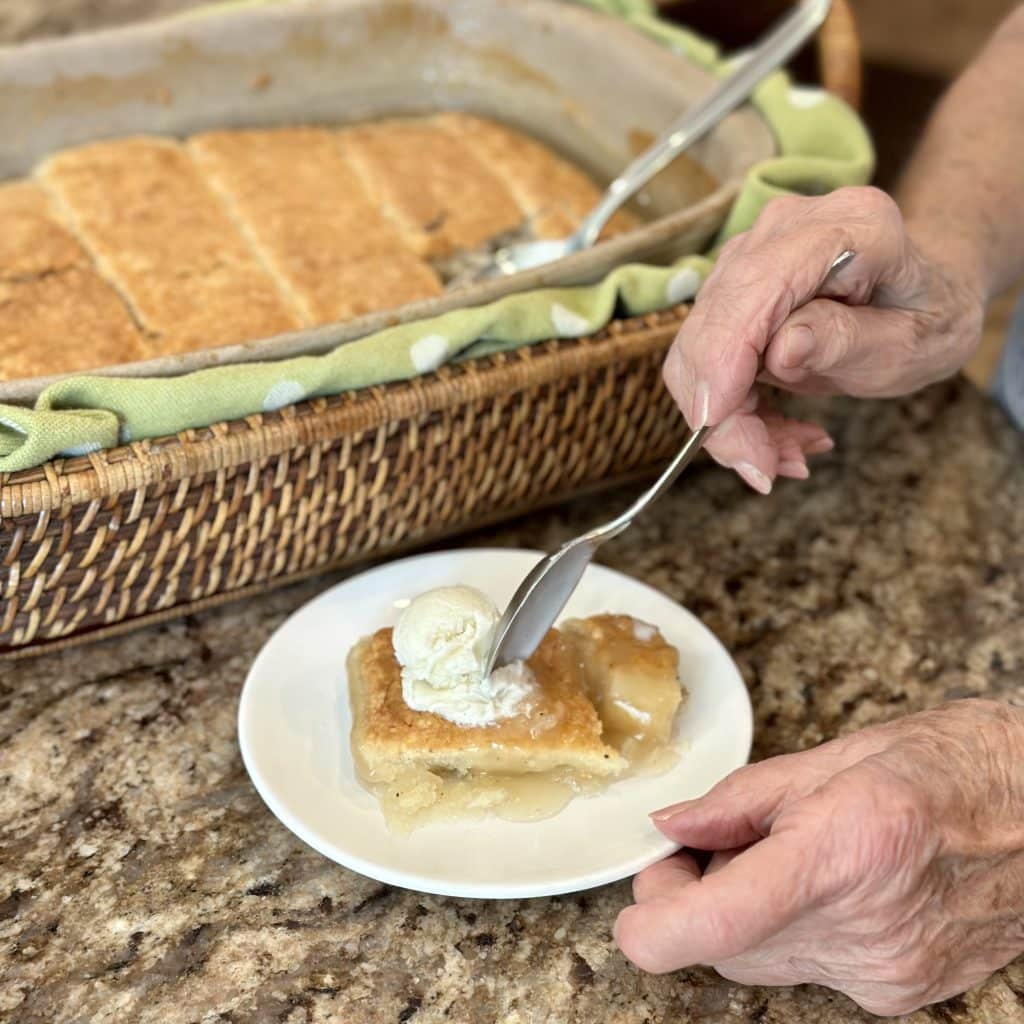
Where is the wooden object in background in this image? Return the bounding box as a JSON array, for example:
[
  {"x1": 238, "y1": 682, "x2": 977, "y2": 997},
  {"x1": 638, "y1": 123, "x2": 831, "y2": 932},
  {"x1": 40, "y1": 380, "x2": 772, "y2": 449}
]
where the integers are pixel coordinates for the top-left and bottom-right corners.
[
  {"x1": 658, "y1": 0, "x2": 862, "y2": 108},
  {"x1": 853, "y1": 0, "x2": 1017, "y2": 78}
]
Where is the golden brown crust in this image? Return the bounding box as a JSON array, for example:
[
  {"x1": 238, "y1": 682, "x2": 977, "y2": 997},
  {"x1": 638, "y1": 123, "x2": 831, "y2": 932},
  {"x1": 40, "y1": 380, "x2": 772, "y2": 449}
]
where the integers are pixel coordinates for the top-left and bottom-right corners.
[
  {"x1": 0, "y1": 116, "x2": 642, "y2": 384},
  {"x1": 189, "y1": 128, "x2": 442, "y2": 323},
  {"x1": 436, "y1": 112, "x2": 638, "y2": 239},
  {"x1": 0, "y1": 182, "x2": 84, "y2": 277},
  {"x1": 339, "y1": 119, "x2": 524, "y2": 257},
  {"x1": 350, "y1": 627, "x2": 624, "y2": 777},
  {"x1": 37, "y1": 136, "x2": 302, "y2": 355},
  {"x1": 0, "y1": 269, "x2": 150, "y2": 382},
  {"x1": 0, "y1": 182, "x2": 146, "y2": 381}
]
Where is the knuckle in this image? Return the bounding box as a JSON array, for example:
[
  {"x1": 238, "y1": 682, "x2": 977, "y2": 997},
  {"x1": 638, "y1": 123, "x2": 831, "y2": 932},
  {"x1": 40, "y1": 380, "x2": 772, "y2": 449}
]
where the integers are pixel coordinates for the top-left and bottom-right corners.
[
  {"x1": 958, "y1": 696, "x2": 1018, "y2": 726},
  {"x1": 869, "y1": 942, "x2": 935, "y2": 989},
  {"x1": 814, "y1": 776, "x2": 931, "y2": 893},
  {"x1": 801, "y1": 301, "x2": 858, "y2": 371},
  {"x1": 758, "y1": 194, "x2": 807, "y2": 227},
  {"x1": 717, "y1": 260, "x2": 798, "y2": 335},
  {"x1": 937, "y1": 698, "x2": 1024, "y2": 750},
  {"x1": 700, "y1": 903, "x2": 746, "y2": 962},
  {"x1": 709, "y1": 240, "x2": 788, "y2": 299},
  {"x1": 897, "y1": 699, "x2": 1024, "y2": 799},
  {"x1": 824, "y1": 303, "x2": 857, "y2": 353},
  {"x1": 714, "y1": 763, "x2": 757, "y2": 794},
  {"x1": 871, "y1": 787, "x2": 930, "y2": 856},
  {"x1": 714, "y1": 759, "x2": 783, "y2": 804},
  {"x1": 694, "y1": 768, "x2": 749, "y2": 809},
  {"x1": 833, "y1": 184, "x2": 898, "y2": 220},
  {"x1": 866, "y1": 186, "x2": 901, "y2": 221},
  {"x1": 702, "y1": 239, "x2": 748, "y2": 291},
  {"x1": 673, "y1": 325, "x2": 702, "y2": 364}
]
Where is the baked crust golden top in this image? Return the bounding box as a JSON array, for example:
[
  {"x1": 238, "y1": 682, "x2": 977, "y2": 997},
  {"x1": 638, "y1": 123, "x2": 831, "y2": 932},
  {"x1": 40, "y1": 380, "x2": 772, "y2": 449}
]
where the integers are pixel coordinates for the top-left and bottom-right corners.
[
  {"x1": 39, "y1": 136, "x2": 302, "y2": 356},
  {"x1": 1, "y1": 116, "x2": 644, "y2": 383},
  {"x1": 340, "y1": 119, "x2": 524, "y2": 258},
  {"x1": 0, "y1": 182, "x2": 146, "y2": 379},
  {"x1": 436, "y1": 113, "x2": 638, "y2": 239},
  {"x1": 189, "y1": 128, "x2": 442, "y2": 322},
  {"x1": 350, "y1": 626, "x2": 625, "y2": 779},
  {"x1": 0, "y1": 182, "x2": 84, "y2": 276}
]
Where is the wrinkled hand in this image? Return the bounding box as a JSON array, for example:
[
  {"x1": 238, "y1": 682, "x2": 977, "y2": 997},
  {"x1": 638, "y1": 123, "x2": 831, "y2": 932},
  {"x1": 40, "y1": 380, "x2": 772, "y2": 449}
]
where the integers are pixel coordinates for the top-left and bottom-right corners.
[
  {"x1": 614, "y1": 700, "x2": 1024, "y2": 1016},
  {"x1": 664, "y1": 186, "x2": 985, "y2": 493}
]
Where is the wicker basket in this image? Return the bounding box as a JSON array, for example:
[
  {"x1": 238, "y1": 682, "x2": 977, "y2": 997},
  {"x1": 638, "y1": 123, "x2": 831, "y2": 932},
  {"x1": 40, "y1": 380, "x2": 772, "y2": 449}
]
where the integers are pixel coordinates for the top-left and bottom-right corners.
[
  {"x1": 0, "y1": 2, "x2": 863, "y2": 658},
  {"x1": 0, "y1": 309, "x2": 691, "y2": 657}
]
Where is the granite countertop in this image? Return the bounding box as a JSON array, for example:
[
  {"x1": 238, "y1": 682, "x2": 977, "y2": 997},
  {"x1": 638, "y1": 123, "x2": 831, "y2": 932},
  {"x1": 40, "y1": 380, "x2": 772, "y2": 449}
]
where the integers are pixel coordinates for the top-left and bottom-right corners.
[
  {"x1": 2, "y1": 378, "x2": 1023, "y2": 1024},
  {"x1": 3, "y1": 6, "x2": 1024, "y2": 1024}
]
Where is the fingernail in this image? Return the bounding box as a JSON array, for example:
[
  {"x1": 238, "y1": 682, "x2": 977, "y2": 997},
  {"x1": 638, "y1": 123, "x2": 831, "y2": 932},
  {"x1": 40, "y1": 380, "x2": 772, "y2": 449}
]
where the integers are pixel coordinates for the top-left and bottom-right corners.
[
  {"x1": 805, "y1": 437, "x2": 835, "y2": 455},
  {"x1": 778, "y1": 459, "x2": 810, "y2": 479},
  {"x1": 650, "y1": 799, "x2": 696, "y2": 823},
  {"x1": 692, "y1": 381, "x2": 710, "y2": 429},
  {"x1": 735, "y1": 462, "x2": 773, "y2": 495},
  {"x1": 779, "y1": 325, "x2": 815, "y2": 369}
]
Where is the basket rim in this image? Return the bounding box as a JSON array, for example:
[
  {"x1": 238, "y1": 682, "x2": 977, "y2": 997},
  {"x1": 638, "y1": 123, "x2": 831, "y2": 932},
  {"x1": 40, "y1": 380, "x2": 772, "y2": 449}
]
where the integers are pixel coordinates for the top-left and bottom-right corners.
[
  {"x1": 0, "y1": 307, "x2": 689, "y2": 517},
  {"x1": 0, "y1": 463, "x2": 672, "y2": 661}
]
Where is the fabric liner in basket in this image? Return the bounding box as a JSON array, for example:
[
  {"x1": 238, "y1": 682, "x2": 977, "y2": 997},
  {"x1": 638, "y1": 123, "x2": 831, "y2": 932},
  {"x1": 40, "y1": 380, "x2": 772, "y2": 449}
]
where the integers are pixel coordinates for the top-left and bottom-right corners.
[{"x1": 0, "y1": 0, "x2": 873, "y2": 475}]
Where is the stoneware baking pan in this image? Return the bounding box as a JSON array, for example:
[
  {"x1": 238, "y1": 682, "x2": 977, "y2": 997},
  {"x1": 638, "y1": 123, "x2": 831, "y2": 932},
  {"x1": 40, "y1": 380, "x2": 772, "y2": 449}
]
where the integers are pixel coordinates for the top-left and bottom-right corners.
[{"x1": 0, "y1": 0, "x2": 774, "y2": 401}]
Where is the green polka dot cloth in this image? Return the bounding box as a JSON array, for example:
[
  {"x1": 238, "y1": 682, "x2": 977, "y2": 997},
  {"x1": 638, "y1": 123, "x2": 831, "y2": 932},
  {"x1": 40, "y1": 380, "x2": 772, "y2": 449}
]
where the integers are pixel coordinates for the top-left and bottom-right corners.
[{"x1": 0, "y1": 0, "x2": 873, "y2": 473}]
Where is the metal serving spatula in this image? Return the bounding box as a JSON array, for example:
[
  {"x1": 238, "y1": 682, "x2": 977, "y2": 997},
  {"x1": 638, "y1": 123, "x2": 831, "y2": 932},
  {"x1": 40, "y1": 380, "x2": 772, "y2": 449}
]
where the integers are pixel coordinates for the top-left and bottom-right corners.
[
  {"x1": 482, "y1": 249, "x2": 856, "y2": 676},
  {"x1": 484, "y1": 0, "x2": 834, "y2": 278}
]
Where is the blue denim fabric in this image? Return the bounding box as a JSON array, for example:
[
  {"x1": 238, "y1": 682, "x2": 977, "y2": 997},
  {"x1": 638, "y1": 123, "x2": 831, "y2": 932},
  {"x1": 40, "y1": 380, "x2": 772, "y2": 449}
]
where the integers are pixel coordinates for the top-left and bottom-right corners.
[{"x1": 992, "y1": 295, "x2": 1024, "y2": 432}]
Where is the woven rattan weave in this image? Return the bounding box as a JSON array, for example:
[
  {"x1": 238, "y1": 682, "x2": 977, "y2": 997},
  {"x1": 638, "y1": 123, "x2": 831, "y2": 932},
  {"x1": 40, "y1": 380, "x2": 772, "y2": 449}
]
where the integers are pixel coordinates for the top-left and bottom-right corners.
[{"x1": 0, "y1": 307, "x2": 691, "y2": 656}]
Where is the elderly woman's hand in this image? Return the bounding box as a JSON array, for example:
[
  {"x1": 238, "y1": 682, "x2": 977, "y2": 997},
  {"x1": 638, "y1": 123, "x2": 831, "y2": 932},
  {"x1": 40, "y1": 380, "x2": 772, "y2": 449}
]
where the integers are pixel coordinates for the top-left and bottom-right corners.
[
  {"x1": 664, "y1": 186, "x2": 986, "y2": 492},
  {"x1": 614, "y1": 700, "x2": 1024, "y2": 1016}
]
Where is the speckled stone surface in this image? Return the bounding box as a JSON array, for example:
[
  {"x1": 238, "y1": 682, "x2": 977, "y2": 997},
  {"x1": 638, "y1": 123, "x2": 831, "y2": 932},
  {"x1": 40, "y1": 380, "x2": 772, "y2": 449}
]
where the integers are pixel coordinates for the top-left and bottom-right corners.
[
  {"x1": 4, "y1": 7, "x2": 1024, "y2": 1023},
  {"x1": 2, "y1": 379, "x2": 1023, "y2": 1024}
]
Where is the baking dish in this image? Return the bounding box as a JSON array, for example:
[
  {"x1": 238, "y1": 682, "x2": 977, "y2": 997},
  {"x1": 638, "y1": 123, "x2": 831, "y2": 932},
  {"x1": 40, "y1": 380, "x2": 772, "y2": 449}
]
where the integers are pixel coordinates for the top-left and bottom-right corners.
[{"x1": 0, "y1": 0, "x2": 773, "y2": 401}]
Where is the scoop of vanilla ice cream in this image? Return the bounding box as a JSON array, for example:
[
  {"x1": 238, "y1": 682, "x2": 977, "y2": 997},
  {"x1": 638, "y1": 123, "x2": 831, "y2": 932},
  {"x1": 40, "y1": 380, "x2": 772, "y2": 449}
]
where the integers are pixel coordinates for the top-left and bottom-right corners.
[
  {"x1": 392, "y1": 585, "x2": 534, "y2": 726},
  {"x1": 393, "y1": 585, "x2": 498, "y2": 690}
]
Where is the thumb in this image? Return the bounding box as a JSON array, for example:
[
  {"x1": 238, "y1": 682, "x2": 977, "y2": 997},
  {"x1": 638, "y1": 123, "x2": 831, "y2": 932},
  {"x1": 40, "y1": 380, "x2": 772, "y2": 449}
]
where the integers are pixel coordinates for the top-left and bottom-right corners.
[
  {"x1": 614, "y1": 830, "x2": 815, "y2": 972},
  {"x1": 764, "y1": 299, "x2": 925, "y2": 397}
]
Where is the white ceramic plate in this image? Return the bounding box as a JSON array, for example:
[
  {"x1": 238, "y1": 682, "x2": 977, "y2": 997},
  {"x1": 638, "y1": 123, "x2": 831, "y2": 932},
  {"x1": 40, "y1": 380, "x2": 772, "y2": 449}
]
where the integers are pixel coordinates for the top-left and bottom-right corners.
[{"x1": 238, "y1": 548, "x2": 753, "y2": 899}]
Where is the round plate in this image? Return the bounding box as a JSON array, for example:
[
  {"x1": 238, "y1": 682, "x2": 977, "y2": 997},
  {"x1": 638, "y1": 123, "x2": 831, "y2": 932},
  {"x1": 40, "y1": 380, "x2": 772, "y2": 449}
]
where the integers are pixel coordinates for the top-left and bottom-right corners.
[{"x1": 238, "y1": 548, "x2": 752, "y2": 899}]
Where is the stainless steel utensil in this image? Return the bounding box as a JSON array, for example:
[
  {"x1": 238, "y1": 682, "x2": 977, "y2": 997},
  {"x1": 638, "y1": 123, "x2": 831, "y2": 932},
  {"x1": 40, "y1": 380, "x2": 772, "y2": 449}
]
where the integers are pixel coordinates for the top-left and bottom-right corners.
[
  {"x1": 485, "y1": 0, "x2": 833, "y2": 278},
  {"x1": 483, "y1": 248, "x2": 856, "y2": 675}
]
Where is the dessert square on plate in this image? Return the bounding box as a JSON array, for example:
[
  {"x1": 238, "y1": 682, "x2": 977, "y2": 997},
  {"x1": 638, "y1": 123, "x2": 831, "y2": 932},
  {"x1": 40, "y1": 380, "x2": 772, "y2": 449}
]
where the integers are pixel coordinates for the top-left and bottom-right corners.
[
  {"x1": 348, "y1": 608, "x2": 687, "y2": 831},
  {"x1": 238, "y1": 547, "x2": 753, "y2": 896},
  {"x1": 562, "y1": 614, "x2": 684, "y2": 760},
  {"x1": 349, "y1": 626, "x2": 626, "y2": 777}
]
